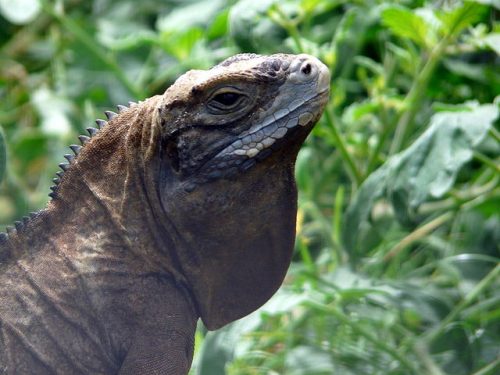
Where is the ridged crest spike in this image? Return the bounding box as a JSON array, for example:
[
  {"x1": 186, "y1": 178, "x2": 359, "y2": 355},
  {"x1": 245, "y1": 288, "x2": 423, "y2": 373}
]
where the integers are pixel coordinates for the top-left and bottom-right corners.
[
  {"x1": 52, "y1": 177, "x2": 60, "y2": 184},
  {"x1": 105, "y1": 111, "x2": 118, "y2": 120},
  {"x1": 56, "y1": 171, "x2": 63, "y2": 178},
  {"x1": 14, "y1": 221, "x2": 23, "y2": 231},
  {"x1": 78, "y1": 135, "x2": 90, "y2": 144},
  {"x1": 128, "y1": 101, "x2": 136, "y2": 106},
  {"x1": 86, "y1": 127, "x2": 98, "y2": 136},
  {"x1": 59, "y1": 163, "x2": 69, "y2": 171},
  {"x1": 70, "y1": 145, "x2": 81, "y2": 155},
  {"x1": 0, "y1": 232, "x2": 7, "y2": 242},
  {"x1": 22, "y1": 216, "x2": 29, "y2": 225},
  {"x1": 49, "y1": 192, "x2": 57, "y2": 199},
  {"x1": 64, "y1": 154, "x2": 75, "y2": 163},
  {"x1": 117, "y1": 104, "x2": 127, "y2": 113},
  {"x1": 50, "y1": 186, "x2": 57, "y2": 192},
  {"x1": 95, "y1": 119, "x2": 107, "y2": 129},
  {"x1": 5, "y1": 226, "x2": 14, "y2": 235}
]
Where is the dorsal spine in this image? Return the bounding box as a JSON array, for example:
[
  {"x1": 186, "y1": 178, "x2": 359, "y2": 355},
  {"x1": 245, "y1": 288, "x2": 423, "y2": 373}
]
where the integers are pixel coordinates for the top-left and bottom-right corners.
[{"x1": 0, "y1": 101, "x2": 134, "y2": 242}]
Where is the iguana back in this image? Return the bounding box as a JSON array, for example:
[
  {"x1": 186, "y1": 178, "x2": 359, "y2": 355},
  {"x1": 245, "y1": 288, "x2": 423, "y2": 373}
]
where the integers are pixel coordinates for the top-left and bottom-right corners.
[{"x1": 0, "y1": 53, "x2": 330, "y2": 374}]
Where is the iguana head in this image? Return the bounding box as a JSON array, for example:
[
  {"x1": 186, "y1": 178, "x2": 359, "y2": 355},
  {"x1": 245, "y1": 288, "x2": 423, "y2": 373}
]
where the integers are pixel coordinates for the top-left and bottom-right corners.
[
  {"x1": 156, "y1": 53, "x2": 329, "y2": 188},
  {"x1": 154, "y1": 53, "x2": 330, "y2": 329}
]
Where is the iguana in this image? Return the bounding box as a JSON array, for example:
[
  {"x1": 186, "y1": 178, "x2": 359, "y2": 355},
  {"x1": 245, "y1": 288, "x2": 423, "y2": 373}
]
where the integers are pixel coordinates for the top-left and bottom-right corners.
[{"x1": 0, "y1": 53, "x2": 330, "y2": 374}]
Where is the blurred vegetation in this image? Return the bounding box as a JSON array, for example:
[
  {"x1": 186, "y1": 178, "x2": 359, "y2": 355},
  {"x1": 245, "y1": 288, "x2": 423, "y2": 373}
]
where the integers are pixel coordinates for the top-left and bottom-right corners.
[{"x1": 1, "y1": 0, "x2": 499, "y2": 374}]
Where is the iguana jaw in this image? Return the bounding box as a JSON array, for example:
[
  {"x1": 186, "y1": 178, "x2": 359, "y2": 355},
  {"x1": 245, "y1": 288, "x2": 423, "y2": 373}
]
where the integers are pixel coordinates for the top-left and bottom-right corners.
[
  {"x1": 218, "y1": 91, "x2": 329, "y2": 158},
  {"x1": 190, "y1": 90, "x2": 328, "y2": 188},
  {"x1": 204, "y1": 89, "x2": 329, "y2": 176}
]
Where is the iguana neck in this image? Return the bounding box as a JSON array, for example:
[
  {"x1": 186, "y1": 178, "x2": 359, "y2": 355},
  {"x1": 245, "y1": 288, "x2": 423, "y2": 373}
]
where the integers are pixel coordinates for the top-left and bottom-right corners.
[{"x1": 8, "y1": 96, "x2": 187, "y2": 283}]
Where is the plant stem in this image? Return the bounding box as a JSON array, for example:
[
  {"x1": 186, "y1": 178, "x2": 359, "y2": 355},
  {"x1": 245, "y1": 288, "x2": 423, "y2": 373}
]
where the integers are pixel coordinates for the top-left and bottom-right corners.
[
  {"x1": 489, "y1": 127, "x2": 500, "y2": 143},
  {"x1": 269, "y1": 5, "x2": 304, "y2": 52},
  {"x1": 324, "y1": 109, "x2": 363, "y2": 186},
  {"x1": 384, "y1": 212, "x2": 454, "y2": 261},
  {"x1": 332, "y1": 186, "x2": 344, "y2": 247},
  {"x1": 422, "y1": 263, "x2": 500, "y2": 344},
  {"x1": 301, "y1": 200, "x2": 334, "y2": 248},
  {"x1": 389, "y1": 40, "x2": 448, "y2": 154},
  {"x1": 298, "y1": 238, "x2": 316, "y2": 277},
  {"x1": 386, "y1": 175, "x2": 499, "y2": 261},
  {"x1": 331, "y1": 186, "x2": 346, "y2": 264},
  {"x1": 0, "y1": 127, "x2": 6, "y2": 184},
  {"x1": 473, "y1": 152, "x2": 500, "y2": 173},
  {"x1": 307, "y1": 301, "x2": 419, "y2": 374},
  {"x1": 470, "y1": 357, "x2": 500, "y2": 375},
  {"x1": 366, "y1": 99, "x2": 395, "y2": 175},
  {"x1": 413, "y1": 342, "x2": 446, "y2": 375}
]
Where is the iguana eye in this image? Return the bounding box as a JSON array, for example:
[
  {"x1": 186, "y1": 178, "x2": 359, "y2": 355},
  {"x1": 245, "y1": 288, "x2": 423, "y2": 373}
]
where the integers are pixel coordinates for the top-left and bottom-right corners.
[
  {"x1": 212, "y1": 92, "x2": 241, "y2": 106},
  {"x1": 208, "y1": 89, "x2": 247, "y2": 113}
]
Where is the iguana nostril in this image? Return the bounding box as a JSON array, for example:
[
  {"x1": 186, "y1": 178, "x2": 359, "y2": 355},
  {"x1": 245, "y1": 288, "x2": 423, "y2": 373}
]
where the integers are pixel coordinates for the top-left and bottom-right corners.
[{"x1": 301, "y1": 63, "x2": 312, "y2": 75}]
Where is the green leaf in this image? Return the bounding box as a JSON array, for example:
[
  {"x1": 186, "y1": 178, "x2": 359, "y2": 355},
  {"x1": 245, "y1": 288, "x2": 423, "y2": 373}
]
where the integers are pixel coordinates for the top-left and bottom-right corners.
[
  {"x1": 31, "y1": 87, "x2": 72, "y2": 136},
  {"x1": 0, "y1": 126, "x2": 6, "y2": 184},
  {"x1": 207, "y1": 9, "x2": 229, "y2": 41},
  {"x1": 97, "y1": 19, "x2": 157, "y2": 51},
  {"x1": 156, "y1": 0, "x2": 225, "y2": 32},
  {"x1": 295, "y1": 147, "x2": 314, "y2": 193},
  {"x1": 343, "y1": 102, "x2": 499, "y2": 255},
  {"x1": 342, "y1": 100, "x2": 381, "y2": 124},
  {"x1": 159, "y1": 28, "x2": 204, "y2": 61},
  {"x1": 229, "y1": 0, "x2": 287, "y2": 53},
  {"x1": 439, "y1": 1, "x2": 486, "y2": 38},
  {"x1": 381, "y1": 6, "x2": 430, "y2": 47}
]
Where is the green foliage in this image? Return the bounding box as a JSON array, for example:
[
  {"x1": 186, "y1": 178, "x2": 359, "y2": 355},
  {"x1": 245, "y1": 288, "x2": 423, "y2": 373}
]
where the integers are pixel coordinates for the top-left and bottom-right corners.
[
  {"x1": 0, "y1": 126, "x2": 5, "y2": 184},
  {"x1": 382, "y1": 7, "x2": 430, "y2": 47},
  {"x1": 344, "y1": 103, "x2": 499, "y2": 255},
  {"x1": 439, "y1": 1, "x2": 487, "y2": 38},
  {"x1": 0, "y1": 0, "x2": 499, "y2": 374}
]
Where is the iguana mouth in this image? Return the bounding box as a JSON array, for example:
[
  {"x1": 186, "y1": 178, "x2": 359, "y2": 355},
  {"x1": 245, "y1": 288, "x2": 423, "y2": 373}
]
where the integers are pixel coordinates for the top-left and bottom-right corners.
[
  {"x1": 192, "y1": 90, "x2": 328, "y2": 183},
  {"x1": 217, "y1": 90, "x2": 329, "y2": 160}
]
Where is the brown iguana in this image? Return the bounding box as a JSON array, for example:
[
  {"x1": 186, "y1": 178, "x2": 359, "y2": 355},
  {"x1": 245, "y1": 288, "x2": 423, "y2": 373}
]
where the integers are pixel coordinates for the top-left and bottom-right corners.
[{"x1": 0, "y1": 53, "x2": 330, "y2": 374}]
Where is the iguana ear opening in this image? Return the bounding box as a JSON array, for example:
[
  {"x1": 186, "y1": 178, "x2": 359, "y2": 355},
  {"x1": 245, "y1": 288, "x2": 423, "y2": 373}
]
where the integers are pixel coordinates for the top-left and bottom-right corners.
[{"x1": 165, "y1": 141, "x2": 180, "y2": 173}]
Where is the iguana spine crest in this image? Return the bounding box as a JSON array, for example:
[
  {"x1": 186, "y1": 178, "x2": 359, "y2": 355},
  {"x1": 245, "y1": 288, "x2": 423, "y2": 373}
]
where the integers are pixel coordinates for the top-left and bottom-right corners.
[{"x1": 0, "y1": 102, "x2": 137, "y2": 246}]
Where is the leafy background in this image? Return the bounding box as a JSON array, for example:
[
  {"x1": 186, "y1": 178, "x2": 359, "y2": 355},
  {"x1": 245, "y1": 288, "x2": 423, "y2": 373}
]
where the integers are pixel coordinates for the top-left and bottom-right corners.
[{"x1": 0, "y1": 0, "x2": 499, "y2": 374}]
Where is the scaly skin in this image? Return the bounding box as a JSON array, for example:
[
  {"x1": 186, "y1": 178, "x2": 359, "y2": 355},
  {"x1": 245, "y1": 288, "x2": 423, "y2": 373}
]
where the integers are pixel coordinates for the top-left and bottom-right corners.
[{"x1": 0, "y1": 53, "x2": 330, "y2": 374}]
